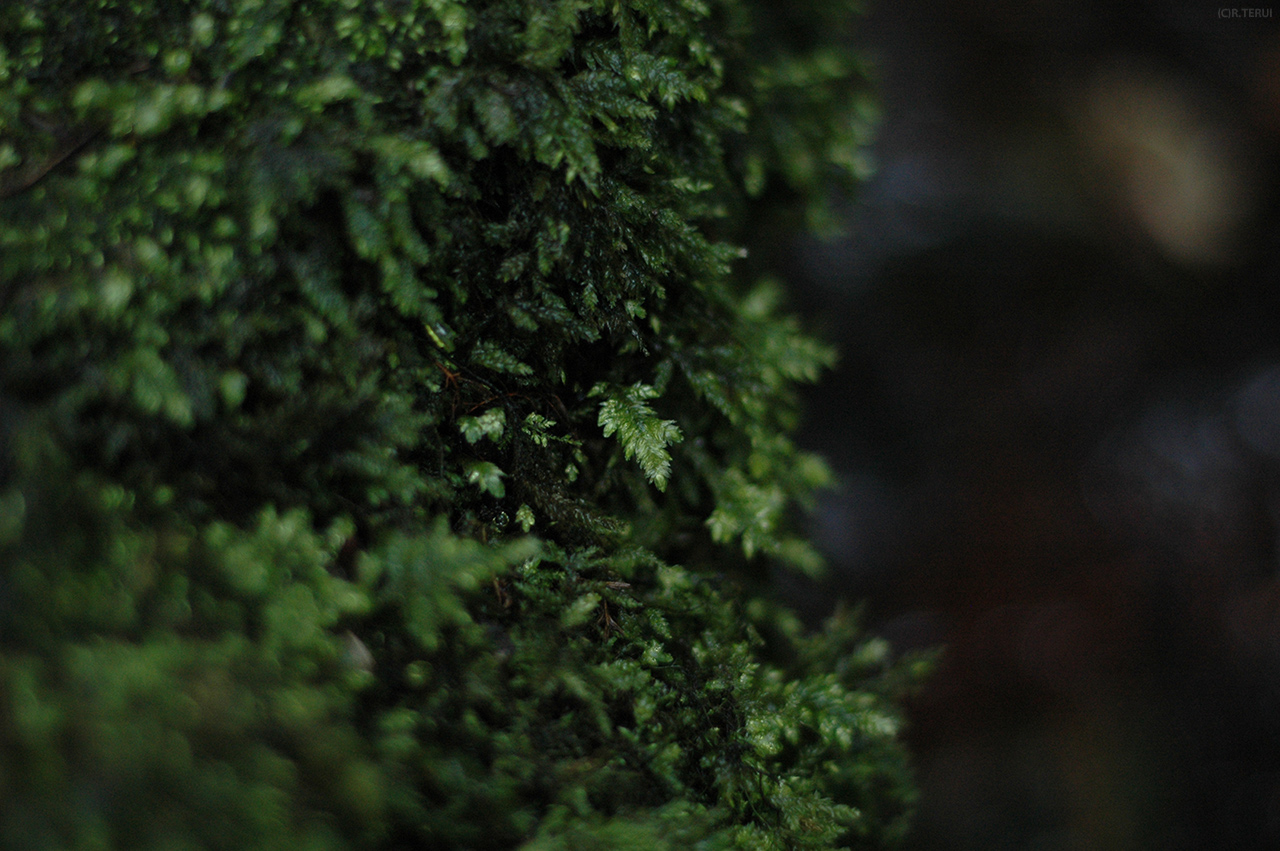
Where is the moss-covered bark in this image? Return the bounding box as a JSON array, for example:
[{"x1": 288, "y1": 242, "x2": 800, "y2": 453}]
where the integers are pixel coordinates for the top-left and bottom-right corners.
[{"x1": 0, "y1": 1, "x2": 918, "y2": 848}]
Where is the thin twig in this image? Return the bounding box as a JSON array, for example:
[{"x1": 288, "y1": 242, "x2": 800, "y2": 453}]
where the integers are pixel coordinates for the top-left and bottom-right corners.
[{"x1": 0, "y1": 127, "x2": 101, "y2": 199}]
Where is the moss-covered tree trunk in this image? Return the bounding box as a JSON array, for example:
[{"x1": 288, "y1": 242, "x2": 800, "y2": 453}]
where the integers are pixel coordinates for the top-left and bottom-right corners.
[{"x1": 0, "y1": 1, "x2": 919, "y2": 849}]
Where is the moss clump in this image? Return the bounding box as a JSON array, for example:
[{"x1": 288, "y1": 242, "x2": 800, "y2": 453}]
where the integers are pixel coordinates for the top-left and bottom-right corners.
[{"x1": 0, "y1": 0, "x2": 918, "y2": 848}]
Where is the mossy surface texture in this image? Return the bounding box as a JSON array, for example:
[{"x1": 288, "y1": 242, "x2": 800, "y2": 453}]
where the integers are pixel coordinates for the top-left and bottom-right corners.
[{"x1": 0, "y1": 1, "x2": 919, "y2": 848}]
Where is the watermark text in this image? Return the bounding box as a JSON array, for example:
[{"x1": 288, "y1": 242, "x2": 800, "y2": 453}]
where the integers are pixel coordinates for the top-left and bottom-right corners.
[{"x1": 1219, "y1": 7, "x2": 1273, "y2": 16}]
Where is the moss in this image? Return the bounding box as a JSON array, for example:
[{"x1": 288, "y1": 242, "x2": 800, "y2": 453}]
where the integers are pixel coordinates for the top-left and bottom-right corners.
[{"x1": 0, "y1": 0, "x2": 918, "y2": 848}]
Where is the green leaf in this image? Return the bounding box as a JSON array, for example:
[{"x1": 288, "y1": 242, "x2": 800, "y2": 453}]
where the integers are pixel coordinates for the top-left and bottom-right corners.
[
  {"x1": 594, "y1": 383, "x2": 683, "y2": 491},
  {"x1": 458, "y1": 407, "x2": 506, "y2": 444},
  {"x1": 464, "y1": 460, "x2": 506, "y2": 498},
  {"x1": 295, "y1": 74, "x2": 362, "y2": 111},
  {"x1": 371, "y1": 521, "x2": 539, "y2": 650},
  {"x1": 472, "y1": 340, "x2": 534, "y2": 376},
  {"x1": 515, "y1": 504, "x2": 535, "y2": 532},
  {"x1": 560, "y1": 592, "x2": 600, "y2": 629}
]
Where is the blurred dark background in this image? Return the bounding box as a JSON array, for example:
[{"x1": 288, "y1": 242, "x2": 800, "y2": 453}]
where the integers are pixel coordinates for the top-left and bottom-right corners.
[{"x1": 785, "y1": 2, "x2": 1280, "y2": 849}]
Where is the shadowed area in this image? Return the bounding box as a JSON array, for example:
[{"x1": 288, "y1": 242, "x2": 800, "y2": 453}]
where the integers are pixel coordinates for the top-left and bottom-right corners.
[{"x1": 787, "y1": 2, "x2": 1280, "y2": 848}]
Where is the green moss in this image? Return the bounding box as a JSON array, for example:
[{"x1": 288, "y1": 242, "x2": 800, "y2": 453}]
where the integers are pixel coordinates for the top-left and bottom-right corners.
[{"x1": 0, "y1": 0, "x2": 920, "y2": 848}]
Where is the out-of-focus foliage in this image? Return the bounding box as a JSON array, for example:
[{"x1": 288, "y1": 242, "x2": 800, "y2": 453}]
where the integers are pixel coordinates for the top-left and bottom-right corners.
[{"x1": 0, "y1": 0, "x2": 917, "y2": 848}]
